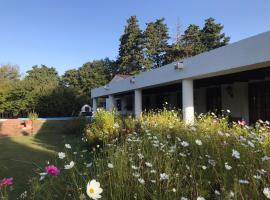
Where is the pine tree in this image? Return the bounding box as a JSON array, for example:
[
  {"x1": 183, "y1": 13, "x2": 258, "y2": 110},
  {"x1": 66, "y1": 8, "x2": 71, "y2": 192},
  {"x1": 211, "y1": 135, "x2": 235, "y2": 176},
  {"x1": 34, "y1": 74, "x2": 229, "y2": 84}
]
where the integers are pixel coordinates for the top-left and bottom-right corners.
[
  {"x1": 144, "y1": 18, "x2": 169, "y2": 68},
  {"x1": 117, "y1": 16, "x2": 145, "y2": 75},
  {"x1": 201, "y1": 17, "x2": 230, "y2": 51},
  {"x1": 181, "y1": 24, "x2": 206, "y2": 57},
  {"x1": 165, "y1": 25, "x2": 205, "y2": 63}
]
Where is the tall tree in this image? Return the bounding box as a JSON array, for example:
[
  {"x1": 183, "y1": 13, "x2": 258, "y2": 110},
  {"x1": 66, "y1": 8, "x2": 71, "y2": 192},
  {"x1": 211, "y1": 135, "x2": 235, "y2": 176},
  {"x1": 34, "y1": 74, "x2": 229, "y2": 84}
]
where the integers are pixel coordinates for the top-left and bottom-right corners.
[
  {"x1": 144, "y1": 18, "x2": 170, "y2": 68},
  {"x1": 61, "y1": 69, "x2": 80, "y2": 88},
  {"x1": 0, "y1": 64, "x2": 20, "y2": 81},
  {"x1": 0, "y1": 64, "x2": 20, "y2": 116},
  {"x1": 78, "y1": 60, "x2": 109, "y2": 94},
  {"x1": 117, "y1": 16, "x2": 145, "y2": 75},
  {"x1": 201, "y1": 17, "x2": 230, "y2": 51},
  {"x1": 180, "y1": 24, "x2": 206, "y2": 57}
]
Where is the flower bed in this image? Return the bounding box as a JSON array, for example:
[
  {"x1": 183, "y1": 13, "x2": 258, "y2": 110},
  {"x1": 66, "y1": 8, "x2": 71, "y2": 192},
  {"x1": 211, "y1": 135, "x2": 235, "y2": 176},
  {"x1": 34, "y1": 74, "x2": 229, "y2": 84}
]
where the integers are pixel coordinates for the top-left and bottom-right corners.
[{"x1": 2, "y1": 109, "x2": 270, "y2": 199}]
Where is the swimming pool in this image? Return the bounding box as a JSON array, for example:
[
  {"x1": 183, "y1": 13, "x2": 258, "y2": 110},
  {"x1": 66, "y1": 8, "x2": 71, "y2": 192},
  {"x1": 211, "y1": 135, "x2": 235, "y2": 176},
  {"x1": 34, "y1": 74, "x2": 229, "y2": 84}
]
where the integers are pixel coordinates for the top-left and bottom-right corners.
[{"x1": 18, "y1": 117, "x2": 79, "y2": 121}]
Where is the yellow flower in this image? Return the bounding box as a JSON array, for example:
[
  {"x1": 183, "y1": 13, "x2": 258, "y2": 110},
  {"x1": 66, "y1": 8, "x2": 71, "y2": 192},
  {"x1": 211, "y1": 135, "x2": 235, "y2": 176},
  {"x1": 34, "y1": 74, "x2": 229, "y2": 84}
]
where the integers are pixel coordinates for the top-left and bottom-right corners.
[{"x1": 86, "y1": 180, "x2": 103, "y2": 200}]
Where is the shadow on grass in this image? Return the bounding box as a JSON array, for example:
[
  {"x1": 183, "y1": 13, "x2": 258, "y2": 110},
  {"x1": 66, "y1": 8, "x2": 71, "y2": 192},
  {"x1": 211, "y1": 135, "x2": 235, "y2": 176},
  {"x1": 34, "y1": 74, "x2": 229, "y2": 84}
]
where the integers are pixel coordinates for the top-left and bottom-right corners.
[{"x1": 0, "y1": 120, "x2": 83, "y2": 199}]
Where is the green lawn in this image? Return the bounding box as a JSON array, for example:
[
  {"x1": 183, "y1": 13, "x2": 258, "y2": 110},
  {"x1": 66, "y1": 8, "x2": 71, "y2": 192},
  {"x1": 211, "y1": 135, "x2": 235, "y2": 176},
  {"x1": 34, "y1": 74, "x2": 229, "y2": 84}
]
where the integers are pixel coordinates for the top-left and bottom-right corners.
[{"x1": 0, "y1": 121, "x2": 79, "y2": 199}]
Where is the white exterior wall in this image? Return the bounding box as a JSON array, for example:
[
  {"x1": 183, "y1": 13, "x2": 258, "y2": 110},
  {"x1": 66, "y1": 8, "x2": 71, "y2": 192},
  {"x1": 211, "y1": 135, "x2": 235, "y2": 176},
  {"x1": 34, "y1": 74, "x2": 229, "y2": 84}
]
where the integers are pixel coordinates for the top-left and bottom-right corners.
[
  {"x1": 92, "y1": 98, "x2": 97, "y2": 113},
  {"x1": 182, "y1": 79, "x2": 194, "y2": 124},
  {"x1": 221, "y1": 82, "x2": 249, "y2": 122},
  {"x1": 134, "y1": 89, "x2": 142, "y2": 118},
  {"x1": 107, "y1": 95, "x2": 115, "y2": 111}
]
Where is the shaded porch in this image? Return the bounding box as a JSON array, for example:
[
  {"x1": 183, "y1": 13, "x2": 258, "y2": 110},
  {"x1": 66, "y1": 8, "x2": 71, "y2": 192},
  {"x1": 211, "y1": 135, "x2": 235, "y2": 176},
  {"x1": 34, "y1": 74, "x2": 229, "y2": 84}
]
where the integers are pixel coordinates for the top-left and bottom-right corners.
[{"x1": 94, "y1": 66, "x2": 270, "y2": 124}]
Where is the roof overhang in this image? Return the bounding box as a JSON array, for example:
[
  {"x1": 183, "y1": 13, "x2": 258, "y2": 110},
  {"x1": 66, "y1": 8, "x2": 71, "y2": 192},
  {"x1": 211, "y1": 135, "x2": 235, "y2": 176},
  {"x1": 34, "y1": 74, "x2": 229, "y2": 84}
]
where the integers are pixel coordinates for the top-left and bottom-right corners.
[{"x1": 91, "y1": 31, "x2": 270, "y2": 98}]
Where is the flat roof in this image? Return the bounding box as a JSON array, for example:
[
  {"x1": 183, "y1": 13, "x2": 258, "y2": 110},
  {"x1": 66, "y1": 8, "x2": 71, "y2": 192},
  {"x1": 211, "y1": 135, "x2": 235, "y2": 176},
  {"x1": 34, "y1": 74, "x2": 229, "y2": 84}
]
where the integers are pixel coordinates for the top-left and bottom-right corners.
[{"x1": 91, "y1": 31, "x2": 270, "y2": 98}]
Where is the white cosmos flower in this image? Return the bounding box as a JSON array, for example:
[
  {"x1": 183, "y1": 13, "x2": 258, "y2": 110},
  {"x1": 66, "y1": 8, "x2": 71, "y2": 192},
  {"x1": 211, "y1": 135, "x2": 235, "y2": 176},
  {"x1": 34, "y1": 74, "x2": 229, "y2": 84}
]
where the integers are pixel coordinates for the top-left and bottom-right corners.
[
  {"x1": 145, "y1": 162, "x2": 152, "y2": 167},
  {"x1": 239, "y1": 179, "x2": 249, "y2": 184},
  {"x1": 195, "y1": 139, "x2": 202, "y2": 146},
  {"x1": 247, "y1": 141, "x2": 255, "y2": 148},
  {"x1": 138, "y1": 153, "x2": 144, "y2": 159},
  {"x1": 181, "y1": 197, "x2": 188, "y2": 200},
  {"x1": 232, "y1": 149, "x2": 240, "y2": 159},
  {"x1": 86, "y1": 180, "x2": 103, "y2": 200},
  {"x1": 132, "y1": 173, "x2": 140, "y2": 178},
  {"x1": 113, "y1": 123, "x2": 120, "y2": 129},
  {"x1": 262, "y1": 156, "x2": 270, "y2": 161},
  {"x1": 86, "y1": 163, "x2": 92, "y2": 168},
  {"x1": 190, "y1": 126, "x2": 197, "y2": 131},
  {"x1": 160, "y1": 173, "x2": 169, "y2": 180},
  {"x1": 39, "y1": 172, "x2": 47, "y2": 181},
  {"x1": 181, "y1": 141, "x2": 189, "y2": 147},
  {"x1": 225, "y1": 162, "x2": 232, "y2": 170},
  {"x1": 108, "y1": 163, "x2": 114, "y2": 169},
  {"x1": 65, "y1": 144, "x2": 71, "y2": 149},
  {"x1": 179, "y1": 153, "x2": 187, "y2": 157},
  {"x1": 229, "y1": 191, "x2": 235, "y2": 197},
  {"x1": 263, "y1": 187, "x2": 270, "y2": 199},
  {"x1": 197, "y1": 197, "x2": 205, "y2": 200},
  {"x1": 253, "y1": 175, "x2": 262, "y2": 179},
  {"x1": 138, "y1": 178, "x2": 145, "y2": 184},
  {"x1": 64, "y1": 161, "x2": 75, "y2": 169},
  {"x1": 131, "y1": 165, "x2": 139, "y2": 170},
  {"x1": 58, "y1": 152, "x2": 66, "y2": 159}
]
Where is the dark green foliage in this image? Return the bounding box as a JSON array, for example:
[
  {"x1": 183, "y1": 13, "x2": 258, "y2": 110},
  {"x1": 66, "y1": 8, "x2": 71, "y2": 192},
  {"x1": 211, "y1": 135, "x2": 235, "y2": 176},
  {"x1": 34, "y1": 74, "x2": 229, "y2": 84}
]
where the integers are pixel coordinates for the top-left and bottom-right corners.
[
  {"x1": 143, "y1": 18, "x2": 170, "y2": 69},
  {"x1": 201, "y1": 17, "x2": 230, "y2": 51},
  {"x1": 62, "y1": 59, "x2": 114, "y2": 95},
  {"x1": 165, "y1": 18, "x2": 230, "y2": 63},
  {"x1": 117, "y1": 16, "x2": 145, "y2": 75}
]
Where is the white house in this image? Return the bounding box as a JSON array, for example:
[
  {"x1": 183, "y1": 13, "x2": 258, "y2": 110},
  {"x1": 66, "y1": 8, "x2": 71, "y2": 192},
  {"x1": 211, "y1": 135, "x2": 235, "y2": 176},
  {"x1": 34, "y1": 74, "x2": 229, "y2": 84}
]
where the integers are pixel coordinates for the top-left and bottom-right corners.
[{"x1": 91, "y1": 31, "x2": 270, "y2": 124}]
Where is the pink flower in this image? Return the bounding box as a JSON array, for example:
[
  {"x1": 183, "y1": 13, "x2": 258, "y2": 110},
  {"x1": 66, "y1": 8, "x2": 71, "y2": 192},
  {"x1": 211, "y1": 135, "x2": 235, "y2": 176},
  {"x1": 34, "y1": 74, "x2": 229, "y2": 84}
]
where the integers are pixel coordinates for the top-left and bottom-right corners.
[
  {"x1": 46, "y1": 165, "x2": 60, "y2": 176},
  {"x1": 238, "y1": 120, "x2": 246, "y2": 126},
  {"x1": 0, "y1": 178, "x2": 13, "y2": 188}
]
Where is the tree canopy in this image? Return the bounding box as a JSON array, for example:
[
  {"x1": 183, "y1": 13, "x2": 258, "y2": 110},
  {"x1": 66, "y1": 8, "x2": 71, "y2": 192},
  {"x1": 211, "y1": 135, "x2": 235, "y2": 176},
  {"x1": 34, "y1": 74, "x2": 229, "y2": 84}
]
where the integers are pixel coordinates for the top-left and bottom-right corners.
[{"x1": 117, "y1": 16, "x2": 145, "y2": 75}]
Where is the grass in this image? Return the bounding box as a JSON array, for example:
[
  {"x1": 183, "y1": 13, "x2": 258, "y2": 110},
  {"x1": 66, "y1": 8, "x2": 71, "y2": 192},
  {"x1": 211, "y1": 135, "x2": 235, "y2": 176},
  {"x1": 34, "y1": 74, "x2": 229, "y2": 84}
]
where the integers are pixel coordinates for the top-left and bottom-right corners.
[{"x1": 0, "y1": 121, "x2": 80, "y2": 199}]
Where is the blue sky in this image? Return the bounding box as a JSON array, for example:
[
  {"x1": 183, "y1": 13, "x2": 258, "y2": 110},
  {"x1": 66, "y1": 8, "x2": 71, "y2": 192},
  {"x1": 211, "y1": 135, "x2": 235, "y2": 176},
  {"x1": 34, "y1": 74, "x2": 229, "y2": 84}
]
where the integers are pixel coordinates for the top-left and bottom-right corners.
[{"x1": 0, "y1": 0, "x2": 269, "y2": 75}]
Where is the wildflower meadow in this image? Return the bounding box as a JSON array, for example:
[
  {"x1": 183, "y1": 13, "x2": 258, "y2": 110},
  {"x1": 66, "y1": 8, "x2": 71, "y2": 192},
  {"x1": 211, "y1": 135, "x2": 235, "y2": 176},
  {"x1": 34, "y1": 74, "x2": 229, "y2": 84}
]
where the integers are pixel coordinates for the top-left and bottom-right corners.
[{"x1": 2, "y1": 109, "x2": 270, "y2": 199}]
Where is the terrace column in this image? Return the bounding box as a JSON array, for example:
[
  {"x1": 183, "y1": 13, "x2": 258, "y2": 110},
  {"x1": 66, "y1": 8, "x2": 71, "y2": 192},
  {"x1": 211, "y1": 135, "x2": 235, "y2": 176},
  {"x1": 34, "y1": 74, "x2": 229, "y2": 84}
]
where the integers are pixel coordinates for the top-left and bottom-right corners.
[
  {"x1": 134, "y1": 89, "x2": 142, "y2": 118},
  {"x1": 92, "y1": 98, "x2": 97, "y2": 113},
  {"x1": 182, "y1": 79, "x2": 194, "y2": 124},
  {"x1": 108, "y1": 95, "x2": 115, "y2": 111}
]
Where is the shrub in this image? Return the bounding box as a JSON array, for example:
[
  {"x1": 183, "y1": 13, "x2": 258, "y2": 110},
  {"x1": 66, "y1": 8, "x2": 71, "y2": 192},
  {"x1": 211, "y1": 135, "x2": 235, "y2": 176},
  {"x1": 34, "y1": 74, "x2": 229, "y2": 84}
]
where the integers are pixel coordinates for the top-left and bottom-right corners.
[
  {"x1": 28, "y1": 111, "x2": 39, "y2": 120},
  {"x1": 84, "y1": 109, "x2": 121, "y2": 144}
]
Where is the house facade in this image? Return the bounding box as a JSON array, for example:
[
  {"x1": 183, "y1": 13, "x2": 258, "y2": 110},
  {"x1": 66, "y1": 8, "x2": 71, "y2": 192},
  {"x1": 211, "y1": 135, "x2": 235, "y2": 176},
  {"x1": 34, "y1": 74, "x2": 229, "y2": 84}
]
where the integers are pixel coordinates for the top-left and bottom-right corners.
[{"x1": 91, "y1": 31, "x2": 270, "y2": 124}]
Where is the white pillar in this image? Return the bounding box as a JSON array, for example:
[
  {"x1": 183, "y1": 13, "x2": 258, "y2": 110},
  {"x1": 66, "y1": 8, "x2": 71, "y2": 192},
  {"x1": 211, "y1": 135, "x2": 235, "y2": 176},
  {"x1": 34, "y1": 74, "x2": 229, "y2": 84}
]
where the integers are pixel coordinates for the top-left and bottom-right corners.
[
  {"x1": 121, "y1": 96, "x2": 127, "y2": 115},
  {"x1": 182, "y1": 79, "x2": 194, "y2": 124},
  {"x1": 92, "y1": 98, "x2": 97, "y2": 113},
  {"x1": 108, "y1": 95, "x2": 115, "y2": 111},
  {"x1": 134, "y1": 89, "x2": 142, "y2": 118}
]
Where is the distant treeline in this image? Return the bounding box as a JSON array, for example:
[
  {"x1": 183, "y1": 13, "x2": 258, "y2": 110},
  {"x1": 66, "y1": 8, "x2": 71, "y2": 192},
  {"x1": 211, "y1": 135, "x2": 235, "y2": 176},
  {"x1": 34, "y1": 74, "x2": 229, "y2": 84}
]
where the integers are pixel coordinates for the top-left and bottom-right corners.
[{"x1": 0, "y1": 16, "x2": 229, "y2": 118}]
